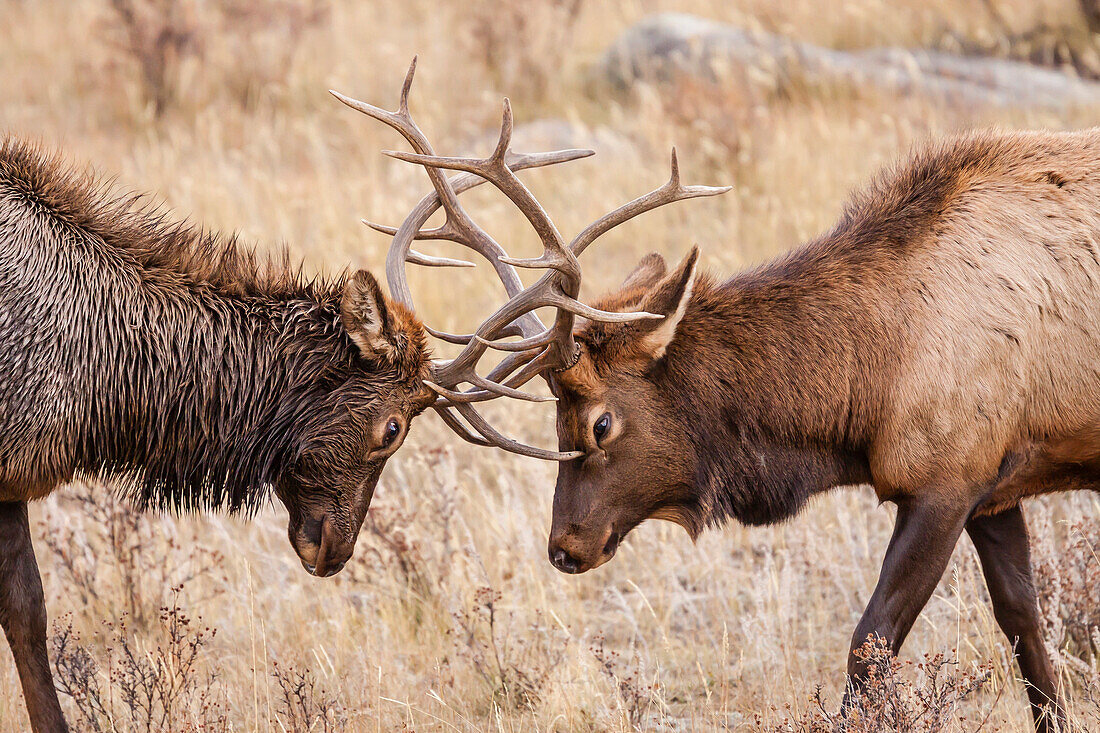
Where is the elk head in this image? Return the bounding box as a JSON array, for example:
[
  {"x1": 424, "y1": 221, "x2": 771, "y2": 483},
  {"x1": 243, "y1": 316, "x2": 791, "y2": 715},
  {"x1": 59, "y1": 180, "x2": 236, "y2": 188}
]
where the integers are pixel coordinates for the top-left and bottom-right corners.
[
  {"x1": 332, "y1": 58, "x2": 728, "y2": 575},
  {"x1": 280, "y1": 269, "x2": 434, "y2": 577},
  {"x1": 546, "y1": 248, "x2": 706, "y2": 572}
]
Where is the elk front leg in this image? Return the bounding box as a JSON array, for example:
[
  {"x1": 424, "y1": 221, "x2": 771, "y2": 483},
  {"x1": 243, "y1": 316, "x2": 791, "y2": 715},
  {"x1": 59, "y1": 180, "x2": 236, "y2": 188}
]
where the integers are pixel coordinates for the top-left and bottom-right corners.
[
  {"x1": 847, "y1": 495, "x2": 971, "y2": 683},
  {"x1": 0, "y1": 501, "x2": 68, "y2": 732},
  {"x1": 967, "y1": 505, "x2": 1064, "y2": 732}
]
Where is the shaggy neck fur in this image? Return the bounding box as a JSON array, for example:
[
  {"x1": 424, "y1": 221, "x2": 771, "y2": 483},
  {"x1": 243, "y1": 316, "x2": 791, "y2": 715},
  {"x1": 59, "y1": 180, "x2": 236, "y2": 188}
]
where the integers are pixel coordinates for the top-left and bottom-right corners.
[
  {"x1": 87, "y1": 296, "x2": 362, "y2": 514},
  {"x1": 0, "y1": 138, "x2": 393, "y2": 513},
  {"x1": 646, "y1": 134, "x2": 1001, "y2": 530},
  {"x1": 656, "y1": 245, "x2": 903, "y2": 530}
]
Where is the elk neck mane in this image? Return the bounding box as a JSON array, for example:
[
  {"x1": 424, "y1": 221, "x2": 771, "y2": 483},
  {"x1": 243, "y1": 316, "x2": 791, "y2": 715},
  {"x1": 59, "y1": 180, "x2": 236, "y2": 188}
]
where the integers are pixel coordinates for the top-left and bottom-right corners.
[
  {"x1": 0, "y1": 136, "x2": 333, "y2": 301},
  {"x1": 646, "y1": 131, "x2": 1020, "y2": 531},
  {"x1": 0, "y1": 137, "x2": 368, "y2": 514}
]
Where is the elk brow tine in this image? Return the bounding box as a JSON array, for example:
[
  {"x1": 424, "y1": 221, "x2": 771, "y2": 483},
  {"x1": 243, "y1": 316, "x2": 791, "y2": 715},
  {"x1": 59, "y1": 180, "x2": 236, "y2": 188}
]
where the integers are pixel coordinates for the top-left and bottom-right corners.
[
  {"x1": 475, "y1": 329, "x2": 555, "y2": 352},
  {"x1": 432, "y1": 405, "x2": 493, "y2": 447},
  {"x1": 465, "y1": 372, "x2": 555, "y2": 403},
  {"x1": 425, "y1": 326, "x2": 474, "y2": 345},
  {"x1": 453, "y1": 402, "x2": 582, "y2": 461},
  {"x1": 423, "y1": 380, "x2": 495, "y2": 404},
  {"x1": 363, "y1": 219, "x2": 461, "y2": 243},
  {"x1": 406, "y1": 251, "x2": 476, "y2": 268}
]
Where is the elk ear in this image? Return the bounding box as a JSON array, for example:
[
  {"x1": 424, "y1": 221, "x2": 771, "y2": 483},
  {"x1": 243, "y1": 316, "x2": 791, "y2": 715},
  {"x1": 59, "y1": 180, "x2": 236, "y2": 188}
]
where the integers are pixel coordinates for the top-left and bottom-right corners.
[
  {"x1": 635, "y1": 246, "x2": 699, "y2": 360},
  {"x1": 590, "y1": 253, "x2": 669, "y2": 316},
  {"x1": 341, "y1": 270, "x2": 397, "y2": 359},
  {"x1": 620, "y1": 252, "x2": 667, "y2": 291}
]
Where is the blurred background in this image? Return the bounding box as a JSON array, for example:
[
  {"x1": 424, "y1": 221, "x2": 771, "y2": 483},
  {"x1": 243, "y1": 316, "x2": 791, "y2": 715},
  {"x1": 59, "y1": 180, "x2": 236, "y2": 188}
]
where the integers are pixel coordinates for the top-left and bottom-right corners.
[{"x1": 2, "y1": 0, "x2": 1100, "y2": 730}]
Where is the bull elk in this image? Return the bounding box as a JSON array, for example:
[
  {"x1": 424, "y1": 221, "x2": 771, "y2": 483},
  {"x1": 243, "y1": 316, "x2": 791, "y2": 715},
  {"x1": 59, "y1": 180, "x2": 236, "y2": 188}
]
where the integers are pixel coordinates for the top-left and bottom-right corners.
[
  {"x1": 358, "y1": 61, "x2": 1093, "y2": 731},
  {"x1": 0, "y1": 136, "x2": 440, "y2": 731}
]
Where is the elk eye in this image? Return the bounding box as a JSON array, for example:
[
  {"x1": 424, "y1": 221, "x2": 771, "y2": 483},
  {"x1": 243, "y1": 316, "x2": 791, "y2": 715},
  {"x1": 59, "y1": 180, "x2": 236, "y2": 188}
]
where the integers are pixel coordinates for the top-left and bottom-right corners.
[
  {"x1": 382, "y1": 418, "x2": 401, "y2": 447},
  {"x1": 593, "y1": 412, "x2": 612, "y2": 444}
]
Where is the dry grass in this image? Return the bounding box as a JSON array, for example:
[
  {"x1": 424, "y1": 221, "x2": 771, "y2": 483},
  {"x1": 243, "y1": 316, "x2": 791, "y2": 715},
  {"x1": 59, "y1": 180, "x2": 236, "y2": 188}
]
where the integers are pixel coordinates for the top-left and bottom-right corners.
[{"x1": 2, "y1": 0, "x2": 1100, "y2": 730}]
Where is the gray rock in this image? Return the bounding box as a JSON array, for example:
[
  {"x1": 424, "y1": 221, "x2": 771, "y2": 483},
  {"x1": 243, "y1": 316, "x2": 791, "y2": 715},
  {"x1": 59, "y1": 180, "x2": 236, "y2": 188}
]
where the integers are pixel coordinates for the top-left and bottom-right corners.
[{"x1": 598, "y1": 12, "x2": 1100, "y2": 110}]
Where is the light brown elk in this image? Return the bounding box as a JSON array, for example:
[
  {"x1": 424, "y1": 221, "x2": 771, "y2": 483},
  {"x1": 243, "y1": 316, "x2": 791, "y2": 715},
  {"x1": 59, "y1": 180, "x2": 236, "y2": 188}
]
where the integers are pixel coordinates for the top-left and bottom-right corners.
[{"x1": 356, "y1": 63, "x2": 1093, "y2": 730}]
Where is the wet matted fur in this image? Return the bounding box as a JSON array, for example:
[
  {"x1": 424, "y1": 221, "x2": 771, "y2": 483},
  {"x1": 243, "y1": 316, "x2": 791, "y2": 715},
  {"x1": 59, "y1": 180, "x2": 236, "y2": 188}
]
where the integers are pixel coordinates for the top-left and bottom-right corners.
[{"x1": 0, "y1": 137, "x2": 433, "y2": 732}]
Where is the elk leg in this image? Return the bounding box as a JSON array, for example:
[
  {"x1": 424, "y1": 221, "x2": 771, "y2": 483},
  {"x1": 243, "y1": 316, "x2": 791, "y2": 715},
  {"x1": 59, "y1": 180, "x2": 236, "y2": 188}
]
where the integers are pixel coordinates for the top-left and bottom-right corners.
[
  {"x1": 967, "y1": 505, "x2": 1065, "y2": 732},
  {"x1": 0, "y1": 501, "x2": 68, "y2": 732},
  {"x1": 847, "y1": 496, "x2": 971, "y2": 684}
]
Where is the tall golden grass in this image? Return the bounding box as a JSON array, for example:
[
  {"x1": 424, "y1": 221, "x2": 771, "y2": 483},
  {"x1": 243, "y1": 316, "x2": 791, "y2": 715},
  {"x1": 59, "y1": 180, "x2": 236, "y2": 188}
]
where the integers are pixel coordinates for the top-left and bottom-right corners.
[{"x1": 2, "y1": 0, "x2": 1099, "y2": 730}]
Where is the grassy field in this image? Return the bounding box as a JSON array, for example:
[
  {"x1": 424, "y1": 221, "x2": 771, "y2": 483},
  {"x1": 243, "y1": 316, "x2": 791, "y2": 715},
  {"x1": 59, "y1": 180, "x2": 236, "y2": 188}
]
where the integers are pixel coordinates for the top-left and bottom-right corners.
[{"x1": 2, "y1": 0, "x2": 1099, "y2": 730}]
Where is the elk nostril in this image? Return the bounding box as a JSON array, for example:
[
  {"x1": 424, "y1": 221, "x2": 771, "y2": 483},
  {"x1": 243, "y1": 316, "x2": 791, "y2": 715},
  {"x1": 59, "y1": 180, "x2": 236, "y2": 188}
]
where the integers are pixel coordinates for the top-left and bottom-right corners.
[
  {"x1": 319, "y1": 560, "x2": 346, "y2": 577},
  {"x1": 550, "y1": 547, "x2": 581, "y2": 574}
]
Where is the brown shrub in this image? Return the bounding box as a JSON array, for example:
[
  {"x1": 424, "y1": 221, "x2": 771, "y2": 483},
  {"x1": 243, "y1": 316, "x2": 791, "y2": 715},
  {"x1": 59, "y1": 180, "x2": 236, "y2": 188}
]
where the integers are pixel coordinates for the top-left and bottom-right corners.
[
  {"x1": 270, "y1": 660, "x2": 347, "y2": 733},
  {"x1": 1032, "y1": 513, "x2": 1100, "y2": 659},
  {"x1": 446, "y1": 585, "x2": 568, "y2": 711},
  {"x1": 51, "y1": 588, "x2": 229, "y2": 733},
  {"x1": 589, "y1": 633, "x2": 665, "y2": 730},
  {"x1": 757, "y1": 636, "x2": 995, "y2": 733}
]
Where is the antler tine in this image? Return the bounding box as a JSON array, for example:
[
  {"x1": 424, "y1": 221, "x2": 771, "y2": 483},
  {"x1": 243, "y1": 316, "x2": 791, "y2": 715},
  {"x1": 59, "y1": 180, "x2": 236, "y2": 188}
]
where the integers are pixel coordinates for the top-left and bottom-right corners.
[
  {"x1": 546, "y1": 289, "x2": 664, "y2": 323},
  {"x1": 451, "y1": 402, "x2": 582, "y2": 461},
  {"x1": 383, "y1": 99, "x2": 582, "y2": 280},
  {"x1": 364, "y1": 218, "x2": 458, "y2": 242},
  {"x1": 367, "y1": 218, "x2": 481, "y2": 269},
  {"x1": 570, "y1": 148, "x2": 732, "y2": 257},
  {"x1": 424, "y1": 326, "x2": 475, "y2": 345},
  {"x1": 475, "y1": 330, "x2": 556, "y2": 352},
  {"x1": 332, "y1": 60, "x2": 532, "y2": 314},
  {"x1": 433, "y1": 405, "x2": 493, "y2": 447},
  {"x1": 426, "y1": 372, "x2": 553, "y2": 403},
  {"x1": 340, "y1": 61, "x2": 728, "y2": 460},
  {"x1": 426, "y1": 322, "x2": 524, "y2": 346},
  {"x1": 404, "y1": 250, "x2": 476, "y2": 268},
  {"x1": 432, "y1": 402, "x2": 581, "y2": 460}
]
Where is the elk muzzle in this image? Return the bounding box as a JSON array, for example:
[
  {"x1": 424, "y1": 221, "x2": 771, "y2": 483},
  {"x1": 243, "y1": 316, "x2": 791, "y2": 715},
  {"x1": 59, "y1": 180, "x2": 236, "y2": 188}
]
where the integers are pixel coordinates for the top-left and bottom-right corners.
[
  {"x1": 291, "y1": 514, "x2": 355, "y2": 578},
  {"x1": 548, "y1": 522, "x2": 621, "y2": 574}
]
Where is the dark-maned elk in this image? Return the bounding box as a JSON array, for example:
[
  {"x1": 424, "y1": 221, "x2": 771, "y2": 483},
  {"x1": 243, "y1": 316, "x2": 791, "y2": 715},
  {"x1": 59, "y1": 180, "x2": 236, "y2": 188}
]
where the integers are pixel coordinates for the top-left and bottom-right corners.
[
  {"x1": 359, "y1": 69, "x2": 1095, "y2": 730},
  {"x1": 0, "y1": 136, "x2": 440, "y2": 732}
]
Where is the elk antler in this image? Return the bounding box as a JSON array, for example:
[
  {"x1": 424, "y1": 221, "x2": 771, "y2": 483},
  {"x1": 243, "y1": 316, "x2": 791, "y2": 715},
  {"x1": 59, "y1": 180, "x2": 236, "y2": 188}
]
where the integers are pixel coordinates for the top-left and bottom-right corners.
[{"x1": 332, "y1": 58, "x2": 730, "y2": 460}]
